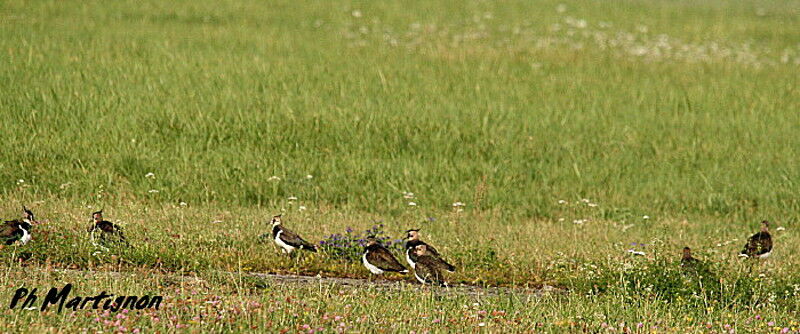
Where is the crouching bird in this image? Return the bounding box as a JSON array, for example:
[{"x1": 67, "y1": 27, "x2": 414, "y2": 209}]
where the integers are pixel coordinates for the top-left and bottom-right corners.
[
  {"x1": 412, "y1": 244, "x2": 449, "y2": 287},
  {"x1": 404, "y1": 229, "x2": 455, "y2": 272},
  {"x1": 362, "y1": 236, "x2": 407, "y2": 276},
  {"x1": 270, "y1": 215, "x2": 316, "y2": 254},
  {"x1": 88, "y1": 210, "x2": 129, "y2": 246},
  {"x1": 0, "y1": 206, "x2": 38, "y2": 246},
  {"x1": 740, "y1": 220, "x2": 772, "y2": 259},
  {"x1": 681, "y1": 247, "x2": 701, "y2": 268}
]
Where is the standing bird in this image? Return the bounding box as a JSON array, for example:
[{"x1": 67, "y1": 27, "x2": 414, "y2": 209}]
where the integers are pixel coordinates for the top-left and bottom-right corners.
[
  {"x1": 0, "y1": 206, "x2": 37, "y2": 245},
  {"x1": 362, "y1": 236, "x2": 407, "y2": 275},
  {"x1": 88, "y1": 210, "x2": 128, "y2": 245},
  {"x1": 270, "y1": 215, "x2": 316, "y2": 254},
  {"x1": 681, "y1": 247, "x2": 701, "y2": 268},
  {"x1": 404, "y1": 229, "x2": 455, "y2": 272},
  {"x1": 740, "y1": 220, "x2": 772, "y2": 259},
  {"x1": 412, "y1": 245, "x2": 448, "y2": 286}
]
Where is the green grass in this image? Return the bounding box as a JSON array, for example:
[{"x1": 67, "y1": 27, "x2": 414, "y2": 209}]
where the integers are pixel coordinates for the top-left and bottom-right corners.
[{"x1": 1, "y1": 0, "x2": 800, "y2": 331}]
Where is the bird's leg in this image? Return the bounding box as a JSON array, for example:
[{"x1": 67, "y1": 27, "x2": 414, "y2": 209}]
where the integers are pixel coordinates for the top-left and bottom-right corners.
[
  {"x1": 291, "y1": 252, "x2": 300, "y2": 273},
  {"x1": 11, "y1": 245, "x2": 18, "y2": 266}
]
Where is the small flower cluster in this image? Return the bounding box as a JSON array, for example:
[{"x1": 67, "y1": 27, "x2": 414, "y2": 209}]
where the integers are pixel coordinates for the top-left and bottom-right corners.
[{"x1": 319, "y1": 224, "x2": 404, "y2": 261}]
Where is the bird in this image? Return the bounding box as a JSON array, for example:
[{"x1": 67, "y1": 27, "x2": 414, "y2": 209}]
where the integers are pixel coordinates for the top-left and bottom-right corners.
[
  {"x1": 681, "y1": 247, "x2": 701, "y2": 268},
  {"x1": 403, "y1": 229, "x2": 455, "y2": 272},
  {"x1": 87, "y1": 210, "x2": 128, "y2": 245},
  {"x1": 411, "y1": 244, "x2": 448, "y2": 286},
  {"x1": 740, "y1": 220, "x2": 772, "y2": 259},
  {"x1": 270, "y1": 215, "x2": 316, "y2": 254},
  {"x1": 0, "y1": 206, "x2": 36, "y2": 245},
  {"x1": 362, "y1": 236, "x2": 407, "y2": 275}
]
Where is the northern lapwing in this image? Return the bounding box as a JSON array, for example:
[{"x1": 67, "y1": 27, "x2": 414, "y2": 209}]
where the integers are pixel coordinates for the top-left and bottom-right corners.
[
  {"x1": 362, "y1": 236, "x2": 407, "y2": 275},
  {"x1": 0, "y1": 206, "x2": 36, "y2": 245},
  {"x1": 88, "y1": 210, "x2": 128, "y2": 245},
  {"x1": 404, "y1": 229, "x2": 455, "y2": 272},
  {"x1": 740, "y1": 220, "x2": 772, "y2": 259},
  {"x1": 681, "y1": 247, "x2": 700, "y2": 268},
  {"x1": 270, "y1": 215, "x2": 316, "y2": 254},
  {"x1": 411, "y1": 244, "x2": 448, "y2": 286}
]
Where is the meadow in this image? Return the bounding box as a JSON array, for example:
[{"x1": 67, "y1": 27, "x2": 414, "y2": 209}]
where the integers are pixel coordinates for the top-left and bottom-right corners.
[{"x1": 1, "y1": 0, "x2": 800, "y2": 332}]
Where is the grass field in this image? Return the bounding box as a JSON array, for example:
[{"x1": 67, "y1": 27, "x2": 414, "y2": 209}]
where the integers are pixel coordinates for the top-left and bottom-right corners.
[{"x1": 2, "y1": 0, "x2": 800, "y2": 332}]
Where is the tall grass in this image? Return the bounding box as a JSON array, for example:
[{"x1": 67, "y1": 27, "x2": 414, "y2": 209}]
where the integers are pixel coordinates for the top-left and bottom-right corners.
[{"x1": 1, "y1": 0, "x2": 798, "y2": 223}]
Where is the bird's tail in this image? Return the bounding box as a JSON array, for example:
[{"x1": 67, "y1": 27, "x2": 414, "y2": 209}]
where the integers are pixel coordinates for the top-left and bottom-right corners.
[{"x1": 443, "y1": 261, "x2": 456, "y2": 273}]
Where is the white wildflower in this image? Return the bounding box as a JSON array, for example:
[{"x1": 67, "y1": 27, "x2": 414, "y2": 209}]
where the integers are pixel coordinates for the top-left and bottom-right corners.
[
  {"x1": 558, "y1": 200, "x2": 567, "y2": 205},
  {"x1": 306, "y1": 174, "x2": 313, "y2": 179},
  {"x1": 145, "y1": 172, "x2": 155, "y2": 178},
  {"x1": 179, "y1": 202, "x2": 187, "y2": 207},
  {"x1": 627, "y1": 249, "x2": 646, "y2": 256},
  {"x1": 267, "y1": 176, "x2": 281, "y2": 182},
  {"x1": 452, "y1": 202, "x2": 465, "y2": 207},
  {"x1": 777, "y1": 226, "x2": 786, "y2": 231},
  {"x1": 148, "y1": 189, "x2": 159, "y2": 193},
  {"x1": 16, "y1": 179, "x2": 24, "y2": 184},
  {"x1": 288, "y1": 196, "x2": 298, "y2": 201},
  {"x1": 298, "y1": 206, "x2": 307, "y2": 211},
  {"x1": 642, "y1": 215, "x2": 650, "y2": 220},
  {"x1": 588, "y1": 203, "x2": 598, "y2": 207},
  {"x1": 408, "y1": 202, "x2": 417, "y2": 207}
]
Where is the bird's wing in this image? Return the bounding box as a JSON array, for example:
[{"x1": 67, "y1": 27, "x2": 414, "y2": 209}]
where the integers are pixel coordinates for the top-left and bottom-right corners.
[
  {"x1": 433, "y1": 256, "x2": 456, "y2": 272},
  {"x1": 98, "y1": 221, "x2": 117, "y2": 233},
  {"x1": 429, "y1": 256, "x2": 456, "y2": 272},
  {"x1": 743, "y1": 232, "x2": 772, "y2": 255},
  {"x1": 279, "y1": 227, "x2": 316, "y2": 249},
  {"x1": 0, "y1": 222, "x2": 21, "y2": 243},
  {"x1": 423, "y1": 243, "x2": 455, "y2": 271},
  {"x1": 416, "y1": 257, "x2": 444, "y2": 284},
  {"x1": 367, "y1": 246, "x2": 406, "y2": 271},
  {"x1": 424, "y1": 242, "x2": 441, "y2": 257}
]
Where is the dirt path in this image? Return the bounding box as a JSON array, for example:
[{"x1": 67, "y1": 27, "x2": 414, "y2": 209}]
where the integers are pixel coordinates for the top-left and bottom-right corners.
[
  {"x1": 48, "y1": 268, "x2": 564, "y2": 299},
  {"x1": 245, "y1": 272, "x2": 564, "y2": 298}
]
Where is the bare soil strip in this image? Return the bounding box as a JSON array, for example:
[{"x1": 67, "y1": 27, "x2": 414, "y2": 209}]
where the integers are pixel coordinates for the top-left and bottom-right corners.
[{"x1": 44, "y1": 268, "x2": 563, "y2": 299}]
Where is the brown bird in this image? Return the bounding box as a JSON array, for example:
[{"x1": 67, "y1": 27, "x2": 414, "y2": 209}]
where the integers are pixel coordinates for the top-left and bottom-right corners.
[
  {"x1": 88, "y1": 210, "x2": 128, "y2": 245},
  {"x1": 412, "y1": 244, "x2": 448, "y2": 286},
  {"x1": 0, "y1": 206, "x2": 36, "y2": 245},
  {"x1": 740, "y1": 220, "x2": 772, "y2": 259},
  {"x1": 270, "y1": 215, "x2": 316, "y2": 254},
  {"x1": 362, "y1": 236, "x2": 407, "y2": 275},
  {"x1": 404, "y1": 229, "x2": 455, "y2": 272},
  {"x1": 681, "y1": 247, "x2": 700, "y2": 268}
]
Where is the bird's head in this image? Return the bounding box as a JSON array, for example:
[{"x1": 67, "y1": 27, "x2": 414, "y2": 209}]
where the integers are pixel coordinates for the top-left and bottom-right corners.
[
  {"x1": 22, "y1": 206, "x2": 36, "y2": 224},
  {"x1": 682, "y1": 247, "x2": 692, "y2": 258},
  {"x1": 92, "y1": 210, "x2": 103, "y2": 222},
  {"x1": 270, "y1": 215, "x2": 282, "y2": 227},
  {"x1": 405, "y1": 229, "x2": 420, "y2": 241},
  {"x1": 761, "y1": 220, "x2": 770, "y2": 232},
  {"x1": 365, "y1": 236, "x2": 379, "y2": 246},
  {"x1": 413, "y1": 244, "x2": 428, "y2": 256}
]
